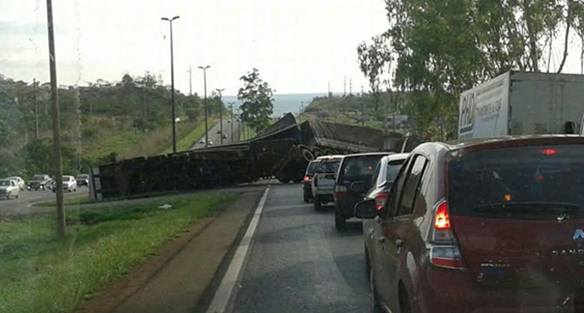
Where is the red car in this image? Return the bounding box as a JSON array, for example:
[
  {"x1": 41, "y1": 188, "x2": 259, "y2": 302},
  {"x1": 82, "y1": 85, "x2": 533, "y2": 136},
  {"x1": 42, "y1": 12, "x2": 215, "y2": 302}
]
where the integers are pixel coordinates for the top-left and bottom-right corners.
[{"x1": 356, "y1": 136, "x2": 584, "y2": 313}]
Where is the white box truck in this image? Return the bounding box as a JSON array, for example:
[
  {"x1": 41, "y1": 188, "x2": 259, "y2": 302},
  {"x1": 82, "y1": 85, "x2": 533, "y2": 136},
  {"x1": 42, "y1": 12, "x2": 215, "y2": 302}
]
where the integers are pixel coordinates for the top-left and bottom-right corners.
[{"x1": 458, "y1": 71, "x2": 584, "y2": 139}]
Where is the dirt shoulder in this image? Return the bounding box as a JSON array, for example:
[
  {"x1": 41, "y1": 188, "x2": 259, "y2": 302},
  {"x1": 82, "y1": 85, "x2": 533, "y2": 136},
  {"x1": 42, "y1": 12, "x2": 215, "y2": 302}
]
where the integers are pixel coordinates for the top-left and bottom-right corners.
[{"x1": 77, "y1": 189, "x2": 264, "y2": 313}]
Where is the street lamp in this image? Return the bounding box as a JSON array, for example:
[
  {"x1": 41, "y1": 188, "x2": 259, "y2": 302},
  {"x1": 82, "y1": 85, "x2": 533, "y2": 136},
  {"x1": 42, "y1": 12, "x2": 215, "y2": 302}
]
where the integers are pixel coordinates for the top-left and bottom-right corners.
[
  {"x1": 161, "y1": 15, "x2": 180, "y2": 153},
  {"x1": 215, "y1": 88, "x2": 225, "y2": 144},
  {"x1": 198, "y1": 65, "x2": 211, "y2": 147}
]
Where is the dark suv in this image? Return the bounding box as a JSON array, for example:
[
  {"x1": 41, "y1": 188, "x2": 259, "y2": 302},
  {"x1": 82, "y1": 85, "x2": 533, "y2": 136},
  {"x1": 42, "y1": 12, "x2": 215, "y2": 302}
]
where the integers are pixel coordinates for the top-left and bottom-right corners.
[
  {"x1": 333, "y1": 152, "x2": 390, "y2": 230},
  {"x1": 356, "y1": 136, "x2": 584, "y2": 313}
]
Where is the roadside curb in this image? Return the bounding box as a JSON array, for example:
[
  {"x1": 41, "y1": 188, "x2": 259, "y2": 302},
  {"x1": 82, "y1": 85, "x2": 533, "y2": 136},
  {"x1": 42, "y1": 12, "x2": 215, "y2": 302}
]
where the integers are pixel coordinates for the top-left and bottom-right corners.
[{"x1": 194, "y1": 188, "x2": 266, "y2": 313}]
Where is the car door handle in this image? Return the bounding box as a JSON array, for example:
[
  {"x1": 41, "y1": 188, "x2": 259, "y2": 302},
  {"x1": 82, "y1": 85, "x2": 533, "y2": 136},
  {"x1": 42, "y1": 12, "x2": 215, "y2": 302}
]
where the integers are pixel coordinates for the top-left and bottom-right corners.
[{"x1": 395, "y1": 239, "x2": 404, "y2": 247}]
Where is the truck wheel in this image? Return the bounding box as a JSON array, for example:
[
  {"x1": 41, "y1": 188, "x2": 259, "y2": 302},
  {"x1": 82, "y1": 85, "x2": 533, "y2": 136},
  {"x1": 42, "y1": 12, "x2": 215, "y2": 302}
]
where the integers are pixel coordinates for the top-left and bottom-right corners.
[
  {"x1": 335, "y1": 209, "x2": 346, "y2": 231},
  {"x1": 314, "y1": 197, "x2": 322, "y2": 211}
]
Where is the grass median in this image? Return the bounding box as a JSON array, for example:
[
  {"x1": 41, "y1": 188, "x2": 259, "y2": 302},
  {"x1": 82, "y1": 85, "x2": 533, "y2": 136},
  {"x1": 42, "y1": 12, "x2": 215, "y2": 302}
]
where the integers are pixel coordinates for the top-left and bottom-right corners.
[{"x1": 0, "y1": 192, "x2": 238, "y2": 313}]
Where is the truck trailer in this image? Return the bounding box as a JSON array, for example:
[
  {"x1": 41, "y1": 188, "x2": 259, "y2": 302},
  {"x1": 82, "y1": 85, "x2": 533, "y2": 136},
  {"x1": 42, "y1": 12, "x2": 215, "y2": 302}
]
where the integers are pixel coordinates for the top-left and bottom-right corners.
[{"x1": 458, "y1": 71, "x2": 584, "y2": 139}]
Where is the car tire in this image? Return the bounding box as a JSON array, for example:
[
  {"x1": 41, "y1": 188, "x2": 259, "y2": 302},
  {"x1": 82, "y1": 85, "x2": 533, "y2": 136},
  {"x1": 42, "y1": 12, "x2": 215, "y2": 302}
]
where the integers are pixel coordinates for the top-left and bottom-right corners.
[
  {"x1": 303, "y1": 194, "x2": 309, "y2": 203},
  {"x1": 398, "y1": 283, "x2": 412, "y2": 313},
  {"x1": 314, "y1": 197, "x2": 322, "y2": 211},
  {"x1": 365, "y1": 245, "x2": 371, "y2": 279},
  {"x1": 335, "y1": 209, "x2": 346, "y2": 231},
  {"x1": 370, "y1": 268, "x2": 383, "y2": 313}
]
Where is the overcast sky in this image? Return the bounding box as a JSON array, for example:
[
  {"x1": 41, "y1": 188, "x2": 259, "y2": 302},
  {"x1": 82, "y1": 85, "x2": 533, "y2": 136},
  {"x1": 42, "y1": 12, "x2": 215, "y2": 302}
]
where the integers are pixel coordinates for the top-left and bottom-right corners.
[
  {"x1": 0, "y1": 0, "x2": 392, "y2": 95},
  {"x1": 1, "y1": 0, "x2": 583, "y2": 95}
]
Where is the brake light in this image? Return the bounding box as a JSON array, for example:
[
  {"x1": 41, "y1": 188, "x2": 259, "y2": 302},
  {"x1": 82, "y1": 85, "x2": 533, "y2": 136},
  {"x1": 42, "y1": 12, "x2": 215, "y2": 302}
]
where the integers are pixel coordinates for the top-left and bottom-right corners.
[
  {"x1": 303, "y1": 175, "x2": 312, "y2": 182},
  {"x1": 541, "y1": 148, "x2": 557, "y2": 156},
  {"x1": 374, "y1": 192, "x2": 388, "y2": 211},
  {"x1": 430, "y1": 200, "x2": 465, "y2": 270},
  {"x1": 334, "y1": 185, "x2": 347, "y2": 198},
  {"x1": 434, "y1": 201, "x2": 451, "y2": 230}
]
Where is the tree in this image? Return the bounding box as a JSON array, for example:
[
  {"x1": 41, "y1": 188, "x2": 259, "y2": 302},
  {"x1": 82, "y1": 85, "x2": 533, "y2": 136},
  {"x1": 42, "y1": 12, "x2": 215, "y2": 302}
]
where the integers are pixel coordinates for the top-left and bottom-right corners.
[
  {"x1": 237, "y1": 68, "x2": 274, "y2": 132},
  {"x1": 357, "y1": 35, "x2": 391, "y2": 112},
  {"x1": 367, "y1": 0, "x2": 580, "y2": 139}
]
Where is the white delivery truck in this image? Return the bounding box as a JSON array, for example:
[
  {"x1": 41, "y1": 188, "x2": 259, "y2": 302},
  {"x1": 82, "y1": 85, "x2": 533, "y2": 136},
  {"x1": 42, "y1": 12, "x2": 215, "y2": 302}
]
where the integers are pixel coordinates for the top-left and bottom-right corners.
[{"x1": 458, "y1": 71, "x2": 584, "y2": 139}]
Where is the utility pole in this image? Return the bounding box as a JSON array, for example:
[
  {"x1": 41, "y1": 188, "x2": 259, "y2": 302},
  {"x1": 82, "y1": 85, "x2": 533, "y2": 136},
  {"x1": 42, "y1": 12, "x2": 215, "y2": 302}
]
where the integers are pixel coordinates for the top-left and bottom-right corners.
[
  {"x1": 33, "y1": 78, "x2": 39, "y2": 139},
  {"x1": 215, "y1": 88, "x2": 225, "y2": 144},
  {"x1": 228, "y1": 102, "x2": 235, "y2": 143},
  {"x1": 198, "y1": 65, "x2": 211, "y2": 147},
  {"x1": 161, "y1": 15, "x2": 180, "y2": 153},
  {"x1": 46, "y1": 0, "x2": 65, "y2": 239},
  {"x1": 343, "y1": 76, "x2": 347, "y2": 96},
  {"x1": 188, "y1": 65, "x2": 193, "y2": 96},
  {"x1": 327, "y1": 81, "x2": 331, "y2": 98},
  {"x1": 349, "y1": 78, "x2": 352, "y2": 95}
]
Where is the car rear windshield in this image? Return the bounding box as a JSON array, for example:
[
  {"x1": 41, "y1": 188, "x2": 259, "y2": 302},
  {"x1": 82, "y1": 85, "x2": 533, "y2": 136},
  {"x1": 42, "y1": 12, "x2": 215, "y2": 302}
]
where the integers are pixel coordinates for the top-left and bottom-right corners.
[
  {"x1": 32, "y1": 175, "x2": 44, "y2": 180},
  {"x1": 305, "y1": 161, "x2": 320, "y2": 175},
  {"x1": 316, "y1": 159, "x2": 341, "y2": 173},
  {"x1": 386, "y1": 159, "x2": 406, "y2": 183},
  {"x1": 339, "y1": 155, "x2": 385, "y2": 182},
  {"x1": 448, "y1": 144, "x2": 584, "y2": 219},
  {"x1": 0, "y1": 180, "x2": 10, "y2": 186}
]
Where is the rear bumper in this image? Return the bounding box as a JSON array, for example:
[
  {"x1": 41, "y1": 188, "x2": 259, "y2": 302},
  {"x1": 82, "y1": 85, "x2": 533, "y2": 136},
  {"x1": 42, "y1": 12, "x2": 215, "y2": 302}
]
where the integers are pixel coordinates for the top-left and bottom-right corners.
[
  {"x1": 314, "y1": 193, "x2": 334, "y2": 203},
  {"x1": 333, "y1": 193, "x2": 362, "y2": 217},
  {"x1": 416, "y1": 267, "x2": 583, "y2": 313}
]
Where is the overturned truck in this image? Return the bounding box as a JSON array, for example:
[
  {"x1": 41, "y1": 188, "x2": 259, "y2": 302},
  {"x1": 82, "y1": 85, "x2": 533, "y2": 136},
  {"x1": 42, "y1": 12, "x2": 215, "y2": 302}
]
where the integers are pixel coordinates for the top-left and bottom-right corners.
[{"x1": 91, "y1": 114, "x2": 421, "y2": 200}]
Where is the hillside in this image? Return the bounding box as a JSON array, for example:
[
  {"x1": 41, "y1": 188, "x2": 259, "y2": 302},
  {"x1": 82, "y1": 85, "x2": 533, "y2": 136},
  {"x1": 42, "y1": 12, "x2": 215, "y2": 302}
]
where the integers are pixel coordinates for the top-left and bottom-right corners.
[
  {"x1": 302, "y1": 91, "x2": 457, "y2": 140},
  {"x1": 0, "y1": 73, "x2": 225, "y2": 178}
]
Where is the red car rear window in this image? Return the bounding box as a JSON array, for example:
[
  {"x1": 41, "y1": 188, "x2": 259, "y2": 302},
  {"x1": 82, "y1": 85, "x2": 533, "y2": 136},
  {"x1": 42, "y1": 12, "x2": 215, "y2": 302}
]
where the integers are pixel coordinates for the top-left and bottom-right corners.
[{"x1": 448, "y1": 144, "x2": 584, "y2": 219}]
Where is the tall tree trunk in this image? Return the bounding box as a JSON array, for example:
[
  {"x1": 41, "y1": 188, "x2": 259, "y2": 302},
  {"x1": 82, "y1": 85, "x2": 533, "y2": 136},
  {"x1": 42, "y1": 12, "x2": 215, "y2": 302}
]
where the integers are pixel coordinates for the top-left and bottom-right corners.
[{"x1": 557, "y1": 1, "x2": 572, "y2": 73}]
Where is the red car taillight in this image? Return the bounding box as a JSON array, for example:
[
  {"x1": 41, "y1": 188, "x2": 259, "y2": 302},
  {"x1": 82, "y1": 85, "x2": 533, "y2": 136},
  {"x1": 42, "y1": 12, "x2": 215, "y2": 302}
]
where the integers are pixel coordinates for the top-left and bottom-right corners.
[
  {"x1": 303, "y1": 175, "x2": 312, "y2": 182},
  {"x1": 429, "y1": 200, "x2": 465, "y2": 270},
  {"x1": 374, "y1": 192, "x2": 388, "y2": 211}
]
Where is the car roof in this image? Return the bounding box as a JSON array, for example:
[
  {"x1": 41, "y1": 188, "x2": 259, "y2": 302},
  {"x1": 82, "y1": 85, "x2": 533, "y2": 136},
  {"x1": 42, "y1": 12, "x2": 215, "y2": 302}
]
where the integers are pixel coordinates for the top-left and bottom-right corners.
[
  {"x1": 437, "y1": 135, "x2": 584, "y2": 152},
  {"x1": 315, "y1": 155, "x2": 344, "y2": 160},
  {"x1": 345, "y1": 151, "x2": 393, "y2": 158},
  {"x1": 382, "y1": 153, "x2": 409, "y2": 162}
]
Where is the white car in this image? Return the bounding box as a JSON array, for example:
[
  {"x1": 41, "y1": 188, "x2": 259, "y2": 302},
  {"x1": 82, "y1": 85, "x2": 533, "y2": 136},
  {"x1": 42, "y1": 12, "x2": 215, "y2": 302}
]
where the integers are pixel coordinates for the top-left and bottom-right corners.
[
  {"x1": 5, "y1": 176, "x2": 25, "y2": 191},
  {"x1": 58, "y1": 176, "x2": 77, "y2": 192},
  {"x1": 0, "y1": 179, "x2": 20, "y2": 199}
]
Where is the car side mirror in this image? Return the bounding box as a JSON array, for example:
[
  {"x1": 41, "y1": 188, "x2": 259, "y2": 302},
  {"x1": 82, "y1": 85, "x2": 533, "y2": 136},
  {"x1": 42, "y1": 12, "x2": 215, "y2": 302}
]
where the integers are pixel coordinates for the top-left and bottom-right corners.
[
  {"x1": 350, "y1": 181, "x2": 367, "y2": 193},
  {"x1": 354, "y1": 199, "x2": 377, "y2": 219}
]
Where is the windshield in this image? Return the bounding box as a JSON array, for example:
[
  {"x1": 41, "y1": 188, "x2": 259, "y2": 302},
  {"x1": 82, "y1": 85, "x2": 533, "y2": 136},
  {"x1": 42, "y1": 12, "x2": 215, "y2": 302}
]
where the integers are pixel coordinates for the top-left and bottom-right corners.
[
  {"x1": 305, "y1": 161, "x2": 320, "y2": 176},
  {"x1": 386, "y1": 159, "x2": 406, "y2": 184},
  {"x1": 31, "y1": 175, "x2": 44, "y2": 181},
  {"x1": 316, "y1": 159, "x2": 340, "y2": 174},
  {"x1": 339, "y1": 155, "x2": 385, "y2": 182},
  {"x1": 449, "y1": 145, "x2": 584, "y2": 218}
]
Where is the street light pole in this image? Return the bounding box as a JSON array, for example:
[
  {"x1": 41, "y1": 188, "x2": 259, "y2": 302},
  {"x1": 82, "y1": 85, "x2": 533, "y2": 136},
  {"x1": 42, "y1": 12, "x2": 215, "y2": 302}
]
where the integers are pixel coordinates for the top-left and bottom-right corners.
[
  {"x1": 215, "y1": 88, "x2": 225, "y2": 144},
  {"x1": 46, "y1": 0, "x2": 65, "y2": 238},
  {"x1": 228, "y1": 102, "x2": 235, "y2": 143},
  {"x1": 161, "y1": 15, "x2": 180, "y2": 154},
  {"x1": 198, "y1": 65, "x2": 211, "y2": 147}
]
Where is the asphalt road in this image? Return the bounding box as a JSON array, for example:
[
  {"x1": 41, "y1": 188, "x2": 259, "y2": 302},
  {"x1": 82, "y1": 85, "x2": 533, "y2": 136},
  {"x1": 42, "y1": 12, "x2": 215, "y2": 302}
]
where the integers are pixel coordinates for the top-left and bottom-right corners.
[
  {"x1": 192, "y1": 118, "x2": 240, "y2": 149},
  {"x1": 229, "y1": 183, "x2": 370, "y2": 313},
  {"x1": 0, "y1": 186, "x2": 89, "y2": 215}
]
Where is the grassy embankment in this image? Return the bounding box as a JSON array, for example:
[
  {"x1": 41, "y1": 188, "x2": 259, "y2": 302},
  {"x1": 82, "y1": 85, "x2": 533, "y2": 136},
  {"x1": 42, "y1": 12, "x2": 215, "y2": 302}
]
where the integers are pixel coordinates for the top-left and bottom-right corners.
[
  {"x1": 0, "y1": 192, "x2": 238, "y2": 313},
  {"x1": 162, "y1": 118, "x2": 218, "y2": 153}
]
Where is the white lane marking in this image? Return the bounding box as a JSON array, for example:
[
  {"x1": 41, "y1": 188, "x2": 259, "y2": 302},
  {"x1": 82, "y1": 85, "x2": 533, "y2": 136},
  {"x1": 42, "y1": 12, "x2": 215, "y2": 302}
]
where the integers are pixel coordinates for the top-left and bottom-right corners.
[{"x1": 206, "y1": 187, "x2": 270, "y2": 313}]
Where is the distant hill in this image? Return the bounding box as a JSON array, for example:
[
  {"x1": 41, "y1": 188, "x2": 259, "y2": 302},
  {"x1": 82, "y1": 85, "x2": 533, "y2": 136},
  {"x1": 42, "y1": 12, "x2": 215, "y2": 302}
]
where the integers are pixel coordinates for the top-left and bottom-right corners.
[{"x1": 0, "y1": 73, "x2": 224, "y2": 178}]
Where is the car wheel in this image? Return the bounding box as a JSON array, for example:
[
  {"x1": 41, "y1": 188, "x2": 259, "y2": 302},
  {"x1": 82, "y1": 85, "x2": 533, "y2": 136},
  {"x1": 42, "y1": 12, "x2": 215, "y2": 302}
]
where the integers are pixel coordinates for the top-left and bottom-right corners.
[
  {"x1": 370, "y1": 268, "x2": 383, "y2": 313},
  {"x1": 365, "y1": 245, "x2": 371, "y2": 279},
  {"x1": 334, "y1": 209, "x2": 346, "y2": 231},
  {"x1": 314, "y1": 197, "x2": 322, "y2": 211},
  {"x1": 398, "y1": 283, "x2": 412, "y2": 313},
  {"x1": 15, "y1": 193, "x2": 19, "y2": 199},
  {"x1": 303, "y1": 194, "x2": 309, "y2": 203}
]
